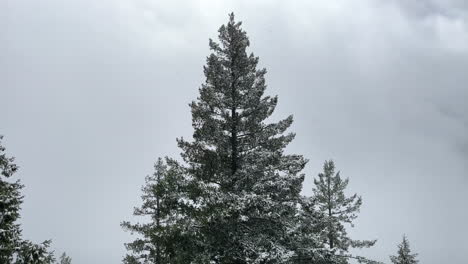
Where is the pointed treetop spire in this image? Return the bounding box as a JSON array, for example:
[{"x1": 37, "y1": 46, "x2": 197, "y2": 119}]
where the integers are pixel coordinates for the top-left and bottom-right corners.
[{"x1": 390, "y1": 234, "x2": 419, "y2": 264}]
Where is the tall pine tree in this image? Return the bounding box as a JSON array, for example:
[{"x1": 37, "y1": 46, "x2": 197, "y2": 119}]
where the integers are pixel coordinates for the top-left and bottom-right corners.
[
  {"x1": 176, "y1": 13, "x2": 309, "y2": 263},
  {"x1": 389, "y1": 235, "x2": 418, "y2": 264},
  {"x1": 312, "y1": 160, "x2": 375, "y2": 257}
]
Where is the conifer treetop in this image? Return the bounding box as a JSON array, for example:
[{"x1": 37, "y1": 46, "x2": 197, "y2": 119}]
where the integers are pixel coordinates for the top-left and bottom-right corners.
[
  {"x1": 178, "y1": 12, "x2": 305, "y2": 194},
  {"x1": 312, "y1": 160, "x2": 376, "y2": 252},
  {"x1": 390, "y1": 235, "x2": 419, "y2": 264}
]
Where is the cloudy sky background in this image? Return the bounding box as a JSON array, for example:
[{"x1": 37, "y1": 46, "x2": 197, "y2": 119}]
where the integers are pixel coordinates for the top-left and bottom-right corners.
[{"x1": 2, "y1": 0, "x2": 467, "y2": 263}]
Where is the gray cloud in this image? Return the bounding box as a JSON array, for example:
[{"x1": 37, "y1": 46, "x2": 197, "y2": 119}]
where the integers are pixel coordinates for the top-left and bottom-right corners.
[{"x1": 2, "y1": 0, "x2": 467, "y2": 263}]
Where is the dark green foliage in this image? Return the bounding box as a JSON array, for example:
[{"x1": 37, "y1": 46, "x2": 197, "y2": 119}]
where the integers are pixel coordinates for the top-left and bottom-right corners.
[
  {"x1": 15, "y1": 240, "x2": 55, "y2": 264},
  {"x1": 122, "y1": 158, "x2": 196, "y2": 263},
  {"x1": 0, "y1": 136, "x2": 55, "y2": 264},
  {"x1": 0, "y1": 135, "x2": 23, "y2": 262}
]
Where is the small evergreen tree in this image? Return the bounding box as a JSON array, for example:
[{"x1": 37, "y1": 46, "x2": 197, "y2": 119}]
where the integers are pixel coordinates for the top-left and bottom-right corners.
[
  {"x1": 0, "y1": 136, "x2": 55, "y2": 264},
  {"x1": 58, "y1": 252, "x2": 72, "y2": 264},
  {"x1": 390, "y1": 235, "x2": 418, "y2": 264},
  {"x1": 122, "y1": 157, "x2": 193, "y2": 263},
  {"x1": 312, "y1": 160, "x2": 376, "y2": 255}
]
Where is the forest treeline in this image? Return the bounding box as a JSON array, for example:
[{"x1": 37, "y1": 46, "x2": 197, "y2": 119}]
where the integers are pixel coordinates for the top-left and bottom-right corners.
[{"x1": 1, "y1": 14, "x2": 418, "y2": 264}]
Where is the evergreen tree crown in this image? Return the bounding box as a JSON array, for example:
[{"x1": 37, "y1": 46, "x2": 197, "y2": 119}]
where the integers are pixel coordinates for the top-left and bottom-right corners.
[{"x1": 390, "y1": 235, "x2": 419, "y2": 264}]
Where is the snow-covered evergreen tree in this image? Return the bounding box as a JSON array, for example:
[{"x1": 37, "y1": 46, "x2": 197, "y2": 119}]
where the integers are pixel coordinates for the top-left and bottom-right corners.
[
  {"x1": 122, "y1": 157, "x2": 195, "y2": 263},
  {"x1": 15, "y1": 239, "x2": 55, "y2": 264},
  {"x1": 390, "y1": 235, "x2": 418, "y2": 264},
  {"x1": 0, "y1": 136, "x2": 55, "y2": 264},
  {"x1": 176, "y1": 13, "x2": 311, "y2": 263},
  {"x1": 312, "y1": 160, "x2": 375, "y2": 256},
  {"x1": 58, "y1": 252, "x2": 72, "y2": 264},
  {"x1": 0, "y1": 135, "x2": 22, "y2": 262}
]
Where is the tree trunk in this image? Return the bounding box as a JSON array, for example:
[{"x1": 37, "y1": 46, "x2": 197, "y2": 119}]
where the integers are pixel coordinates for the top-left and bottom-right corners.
[{"x1": 327, "y1": 176, "x2": 334, "y2": 249}]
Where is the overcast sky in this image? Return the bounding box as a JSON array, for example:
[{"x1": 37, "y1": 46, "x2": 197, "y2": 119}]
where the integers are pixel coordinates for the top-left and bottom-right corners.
[{"x1": 2, "y1": 0, "x2": 468, "y2": 263}]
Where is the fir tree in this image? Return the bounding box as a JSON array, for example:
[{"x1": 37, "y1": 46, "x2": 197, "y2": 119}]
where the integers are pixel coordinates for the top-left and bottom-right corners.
[
  {"x1": 122, "y1": 157, "x2": 194, "y2": 263},
  {"x1": 58, "y1": 252, "x2": 72, "y2": 264},
  {"x1": 390, "y1": 235, "x2": 418, "y2": 264},
  {"x1": 0, "y1": 135, "x2": 22, "y2": 262},
  {"x1": 15, "y1": 239, "x2": 55, "y2": 264},
  {"x1": 176, "y1": 13, "x2": 309, "y2": 263},
  {"x1": 0, "y1": 136, "x2": 55, "y2": 264},
  {"x1": 312, "y1": 160, "x2": 375, "y2": 255}
]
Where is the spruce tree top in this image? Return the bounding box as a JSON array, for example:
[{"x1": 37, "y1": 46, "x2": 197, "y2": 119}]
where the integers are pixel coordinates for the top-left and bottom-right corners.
[
  {"x1": 390, "y1": 235, "x2": 419, "y2": 264},
  {"x1": 178, "y1": 13, "x2": 306, "y2": 195},
  {"x1": 0, "y1": 135, "x2": 19, "y2": 179},
  {"x1": 312, "y1": 160, "x2": 376, "y2": 252}
]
